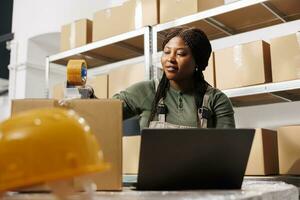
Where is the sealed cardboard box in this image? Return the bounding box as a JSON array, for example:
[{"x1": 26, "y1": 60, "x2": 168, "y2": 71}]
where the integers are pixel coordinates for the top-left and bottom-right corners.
[
  {"x1": 93, "y1": 0, "x2": 159, "y2": 41},
  {"x1": 61, "y1": 19, "x2": 92, "y2": 51},
  {"x1": 11, "y1": 99, "x2": 122, "y2": 191},
  {"x1": 245, "y1": 129, "x2": 278, "y2": 175},
  {"x1": 123, "y1": 136, "x2": 141, "y2": 174},
  {"x1": 108, "y1": 62, "x2": 145, "y2": 97},
  {"x1": 215, "y1": 40, "x2": 272, "y2": 90},
  {"x1": 203, "y1": 52, "x2": 215, "y2": 87},
  {"x1": 141, "y1": 0, "x2": 160, "y2": 26},
  {"x1": 160, "y1": 0, "x2": 198, "y2": 23},
  {"x1": 270, "y1": 32, "x2": 300, "y2": 82},
  {"x1": 87, "y1": 75, "x2": 109, "y2": 98},
  {"x1": 52, "y1": 74, "x2": 108, "y2": 99},
  {"x1": 198, "y1": 0, "x2": 224, "y2": 12},
  {"x1": 52, "y1": 83, "x2": 65, "y2": 100},
  {"x1": 278, "y1": 126, "x2": 300, "y2": 175},
  {"x1": 160, "y1": 0, "x2": 224, "y2": 23}
]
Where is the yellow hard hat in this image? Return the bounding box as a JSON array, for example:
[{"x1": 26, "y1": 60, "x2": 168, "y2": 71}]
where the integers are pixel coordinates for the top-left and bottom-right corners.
[{"x1": 0, "y1": 108, "x2": 109, "y2": 192}]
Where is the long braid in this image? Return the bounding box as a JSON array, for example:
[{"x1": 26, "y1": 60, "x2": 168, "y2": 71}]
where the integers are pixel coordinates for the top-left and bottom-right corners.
[
  {"x1": 194, "y1": 70, "x2": 209, "y2": 117},
  {"x1": 147, "y1": 73, "x2": 169, "y2": 125}
]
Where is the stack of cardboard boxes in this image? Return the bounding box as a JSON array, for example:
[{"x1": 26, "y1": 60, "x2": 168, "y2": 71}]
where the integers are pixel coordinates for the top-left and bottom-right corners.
[
  {"x1": 52, "y1": 62, "x2": 146, "y2": 175},
  {"x1": 59, "y1": 0, "x2": 300, "y2": 90},
  {"x1": 212, "y1": 32, "x2": 300, "y2": 90},
  {"x1": 215, "y1": 40, "x2": 272, "y2": 90},
  {"x1": 60, "y1": 0, "x2": 238, "y2": 52},
  {"x1": 270, "y1": 33, "x2": 300, "y2": 82},
  {"x1": 61, "y1": 0, "x2": 160, "y2": 52},
  {"x1": 61, "y1": 19, "x2": 93, "y2": 51},
  {"x1": 278, "y1": 126, "x2": 300, "y2": 175},
  {"x1": 245, "y1": 129, "x2": 278, "y2": 175},
  {"x1": 93, "y1": 0, "x2": 159, "y2": 42}
]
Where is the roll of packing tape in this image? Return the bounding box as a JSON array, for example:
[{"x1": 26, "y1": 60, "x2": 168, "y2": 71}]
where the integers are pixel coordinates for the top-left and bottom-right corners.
[{"x1": 67, "y1": 60, "x2": 87, "y2": 86}]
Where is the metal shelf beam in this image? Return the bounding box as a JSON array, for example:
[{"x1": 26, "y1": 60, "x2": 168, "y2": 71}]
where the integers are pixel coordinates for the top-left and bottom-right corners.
[
  {"x1": 223, "y1": 80, "x2": 300, "y2": 98},
  {"x1": 203, "y1": 18, "x2": 235, "y2": 36},
  {"x1": 260, "y1": 2, "x2": 288, "y2": 23},
  {"x1": 112, "y1": 42, "x2": 144, "y2": 55},
  {"x1": 48, "y1": 27, "x2": 148, "y2": 63},
  {"x1": 154, "y1": 0, "x2": 268, "y2": 32},
  {"x1": 46, "y1": 0, "x2": 300, "y2": 106},
  {"x1": 46, "y1": 27, "x2": 152, "y2": 98}
]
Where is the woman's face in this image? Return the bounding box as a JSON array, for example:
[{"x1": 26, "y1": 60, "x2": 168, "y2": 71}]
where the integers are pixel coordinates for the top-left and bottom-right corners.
[{"x1": 161, "y1": 36, "x2": 196, "y2": 82}]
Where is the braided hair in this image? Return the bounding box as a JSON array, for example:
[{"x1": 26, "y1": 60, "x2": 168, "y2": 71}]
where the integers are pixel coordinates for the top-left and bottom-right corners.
[{"x1": 148, "y1": 27, "x2": 212, "y2": 126}]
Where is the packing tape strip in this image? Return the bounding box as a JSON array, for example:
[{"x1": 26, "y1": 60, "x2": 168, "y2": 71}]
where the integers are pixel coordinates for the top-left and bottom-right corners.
[
  {"x1": 69, "y1": 22, "x2": 76, "y2": 49},
  {"x1": 233, "y1": 44, "x2": 243, "y2": 69},
  {"x1": 296, "y1": 32, "x2": 300, "y2": 49},
  {"x1": 296, "y1": 32, "x2": 300, "y2": 78},
  {"x1": 135, "y1": 0, "x2": 142, "y2": 29},
  {"x1": 67, "y1": 60, "x2": 87, "y2": 86}
]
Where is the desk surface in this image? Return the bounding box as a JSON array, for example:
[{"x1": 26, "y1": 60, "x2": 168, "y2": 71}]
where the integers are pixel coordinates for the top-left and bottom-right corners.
[{"x1": 1, "y1": 180, "x2": 299, "y2": 200}]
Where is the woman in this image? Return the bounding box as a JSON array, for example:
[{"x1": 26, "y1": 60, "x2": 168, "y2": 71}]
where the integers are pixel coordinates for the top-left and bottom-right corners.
[{"x1": 113, "y1": 27, "x2": 235, "y2": 129}]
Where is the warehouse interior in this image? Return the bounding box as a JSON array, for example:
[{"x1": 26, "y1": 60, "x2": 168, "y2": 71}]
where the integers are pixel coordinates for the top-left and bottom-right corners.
[{"x1": 1, "y1": 0, "x2": 300, "y2": 199}]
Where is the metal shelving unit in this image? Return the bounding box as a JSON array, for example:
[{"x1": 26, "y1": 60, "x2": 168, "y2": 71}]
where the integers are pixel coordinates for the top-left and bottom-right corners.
[
  {"x1": 45, "y1": 0, "x2": 300, "y2": 106},
  {"x1": 45, "y1": 26, "x2": 152, "y2": 97},
  {"x1": 153, "y1": 0, "x2": 300, "y2": 52},
  {"x1": 152, "y1": 0, "x2": 300, "y2": 107},
  {"x1": 223, "y1": 80, "x2": 300, "y2": 106}
]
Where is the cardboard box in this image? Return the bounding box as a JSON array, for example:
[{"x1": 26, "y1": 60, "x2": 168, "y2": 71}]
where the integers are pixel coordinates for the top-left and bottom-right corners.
[
  {"x1": 160, "y1": 0, "x2": 198, "y2": 23},
  {"x1": 123, "y1": 136, "x2": 141, "y2": 174},
  {"x1": 245, "y1": 129, "x2": 278, "y2": 175},
  {"x1": 160, "y1": 0, "x2": 224, "y2": 23},
  {"x1": 215, "y1": 40, "x2": 272, "y2": 90},
  {"x1": 270, "y1": 33, "x2": 300, "y2": 82},
  {"x1": 142, "y1": 0, "x2": 160, "y2": 26},
  {"x1": 203, "y1": 52, "x2": 215, "y2": 87},
  {"x1": 86, "y1": 75, "x2": 108, "y2": 98},
  {"x1": 52, "y1": 74, "x2": 108, "y2": 99},
  {"x1": 93, "y1": 0, "x2": 159, "y2": 41},
  {"x1": 198, "y1": 0, "x2": 224, "y2": 12},
  {"x1": 108, "y1": 62, "x2": 145, "y2": 97},
  {"x1": 278, "y1": 126, "x2": 300, "y2": 175},
  {"x1": 11, "y1": 99, "x2": 123, "y2": 191},
  {"x1": 61, "y1": 19, "x2": 92, "y2": 51}
]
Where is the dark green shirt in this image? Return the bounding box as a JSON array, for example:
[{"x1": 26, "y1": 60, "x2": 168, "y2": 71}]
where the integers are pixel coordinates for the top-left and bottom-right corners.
[{"x1": 113, "y1": 80, "x2": 235, "y2": 129}]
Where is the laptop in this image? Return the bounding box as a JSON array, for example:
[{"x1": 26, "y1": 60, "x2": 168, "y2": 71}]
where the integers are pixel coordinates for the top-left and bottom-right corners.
[{"x1": 135, "y1": 128, "x2": 255, "y2": 190}]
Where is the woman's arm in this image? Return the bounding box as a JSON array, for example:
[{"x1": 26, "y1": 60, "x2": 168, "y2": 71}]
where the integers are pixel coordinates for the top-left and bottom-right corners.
[
  {"x1": 112, "y1": 80, "x2": 154, "y2": 120},
  {"x1": 211, "y1": 90, "x2": 236, "y2": 128}
]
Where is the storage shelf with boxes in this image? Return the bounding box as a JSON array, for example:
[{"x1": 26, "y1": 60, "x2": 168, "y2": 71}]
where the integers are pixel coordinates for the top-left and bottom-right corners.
[
  {"x1": 46, "y1": 0, "x2": 160, "y2": 97},
  {"x1": 52, "y1": 0, "x2": 159, "y2": 68},
  {"x1": 153, "y1": 0, "x2": 300, "y2": 52},
  {"x1": 152, "y1": 0, "x2": 300, "y2": 107},
  {"x1": 49, "y1": 26, "x2": 151, "y2": 69},
  {"x1": 47, "y1": 0, "x2": 300, "y2": 104},
  {"x1": 46, "y1": 26, "x2": 152, "y2": 97},
  {"x1": 215, "y1": 30, "x2": 300, "y2": 107},
  {"x1": 223, "y1": 79, "x2": 300, "y2": 107}
]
